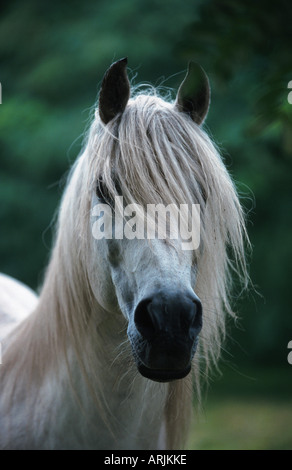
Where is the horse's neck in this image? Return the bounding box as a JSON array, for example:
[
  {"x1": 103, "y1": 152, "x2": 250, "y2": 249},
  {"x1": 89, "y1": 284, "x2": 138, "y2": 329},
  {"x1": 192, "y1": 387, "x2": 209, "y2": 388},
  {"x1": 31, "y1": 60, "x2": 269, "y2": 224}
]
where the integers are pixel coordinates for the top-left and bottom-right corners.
[{"x1": 1, "y1": 258, "x2": 167, "y2": 449}]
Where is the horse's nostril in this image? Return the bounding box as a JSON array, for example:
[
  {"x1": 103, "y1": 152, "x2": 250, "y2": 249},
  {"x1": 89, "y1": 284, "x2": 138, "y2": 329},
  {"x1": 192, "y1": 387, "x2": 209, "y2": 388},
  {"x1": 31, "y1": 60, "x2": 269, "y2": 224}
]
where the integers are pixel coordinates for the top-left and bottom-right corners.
[
  {"x1": 134, "y1": 293, "x2": 203, "y2": 342},
  {"x1": 134, "y1": 298, "x2": 157, "y2": 340}
]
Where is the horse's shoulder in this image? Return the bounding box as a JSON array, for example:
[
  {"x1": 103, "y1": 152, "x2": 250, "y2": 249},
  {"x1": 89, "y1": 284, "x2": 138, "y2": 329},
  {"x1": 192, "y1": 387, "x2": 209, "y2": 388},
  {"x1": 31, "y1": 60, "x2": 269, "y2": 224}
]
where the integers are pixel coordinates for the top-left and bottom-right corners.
[{"x1": 0, "y1": 273, "x2": 38, "y2": 340}]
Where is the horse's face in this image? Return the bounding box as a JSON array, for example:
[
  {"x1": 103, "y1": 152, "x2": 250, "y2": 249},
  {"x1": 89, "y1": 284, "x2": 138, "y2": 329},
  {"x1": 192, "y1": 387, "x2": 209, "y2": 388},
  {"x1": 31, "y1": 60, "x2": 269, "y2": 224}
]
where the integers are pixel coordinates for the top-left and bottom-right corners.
[
  {"x1": 89, "y1": 197, "x2": 202, "y2": 382},
  {"x1": 87, "y1": 58, "x2": 211, "y2": 382}
]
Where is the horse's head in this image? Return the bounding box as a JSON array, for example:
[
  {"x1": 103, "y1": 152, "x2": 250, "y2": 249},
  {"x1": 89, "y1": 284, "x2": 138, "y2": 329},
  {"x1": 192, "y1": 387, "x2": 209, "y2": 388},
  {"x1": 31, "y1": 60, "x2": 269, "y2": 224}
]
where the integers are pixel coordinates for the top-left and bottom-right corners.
[{"x1": 83, "y1": 58, "x2": 246, "y2": 383}]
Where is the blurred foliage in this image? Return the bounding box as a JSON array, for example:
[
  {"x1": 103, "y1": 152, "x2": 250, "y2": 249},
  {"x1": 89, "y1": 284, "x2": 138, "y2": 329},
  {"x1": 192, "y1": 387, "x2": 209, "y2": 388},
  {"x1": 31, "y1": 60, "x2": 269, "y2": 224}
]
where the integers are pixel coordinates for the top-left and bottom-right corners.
[{"x1": 0, "y1": 0, "x2": 291, "y2": 367}]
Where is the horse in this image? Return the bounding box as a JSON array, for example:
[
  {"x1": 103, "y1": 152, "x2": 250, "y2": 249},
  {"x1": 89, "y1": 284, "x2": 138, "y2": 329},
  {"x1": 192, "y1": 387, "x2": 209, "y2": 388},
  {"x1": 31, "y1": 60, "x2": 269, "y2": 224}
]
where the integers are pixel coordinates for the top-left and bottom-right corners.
[{"x1": 0, "y1": 58, "x2": 248, "y2": 450}]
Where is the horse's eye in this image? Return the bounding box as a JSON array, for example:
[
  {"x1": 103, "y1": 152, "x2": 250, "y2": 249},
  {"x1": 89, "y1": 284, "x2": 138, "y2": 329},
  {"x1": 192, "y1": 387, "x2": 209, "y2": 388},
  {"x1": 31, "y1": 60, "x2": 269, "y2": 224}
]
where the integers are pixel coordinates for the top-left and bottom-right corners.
[{"x1": 96, "y1": 178, "x2": 112, "y2": 205}]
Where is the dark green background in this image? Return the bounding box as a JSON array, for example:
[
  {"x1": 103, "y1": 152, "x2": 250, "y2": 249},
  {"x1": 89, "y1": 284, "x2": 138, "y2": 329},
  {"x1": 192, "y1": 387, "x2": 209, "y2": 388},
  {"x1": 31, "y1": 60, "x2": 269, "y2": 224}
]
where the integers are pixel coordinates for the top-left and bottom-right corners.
[{"x1": 1, "y1": 0, "x2": 291, "y2": 449}]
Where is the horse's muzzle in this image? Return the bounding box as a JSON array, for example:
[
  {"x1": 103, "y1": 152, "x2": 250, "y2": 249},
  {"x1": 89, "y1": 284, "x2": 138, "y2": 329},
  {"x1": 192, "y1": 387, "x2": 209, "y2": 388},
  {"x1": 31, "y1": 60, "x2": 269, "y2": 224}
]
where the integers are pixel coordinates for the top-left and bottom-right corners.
[{"x1": 128, "y1": 290, "x2": 202, "y2": 382}]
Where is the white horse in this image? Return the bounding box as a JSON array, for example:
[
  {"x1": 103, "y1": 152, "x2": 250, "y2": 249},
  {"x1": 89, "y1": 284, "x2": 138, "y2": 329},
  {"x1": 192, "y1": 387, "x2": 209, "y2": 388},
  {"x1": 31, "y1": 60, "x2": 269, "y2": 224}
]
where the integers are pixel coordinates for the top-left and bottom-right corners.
[{"x1": 0, "y1": 58, "x2": 248, "y2": 450}]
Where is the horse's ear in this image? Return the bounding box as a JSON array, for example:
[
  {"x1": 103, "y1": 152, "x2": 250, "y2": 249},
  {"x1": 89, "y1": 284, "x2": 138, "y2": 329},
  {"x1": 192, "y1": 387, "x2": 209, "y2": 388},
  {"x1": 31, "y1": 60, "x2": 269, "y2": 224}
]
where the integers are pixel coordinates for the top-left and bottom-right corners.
[
  {"x1": 175, "y1": 62, "x2": 210, "y2": 125},
  {"x1": 98, "y1": 57, "x2": 130, "y2": 125}
]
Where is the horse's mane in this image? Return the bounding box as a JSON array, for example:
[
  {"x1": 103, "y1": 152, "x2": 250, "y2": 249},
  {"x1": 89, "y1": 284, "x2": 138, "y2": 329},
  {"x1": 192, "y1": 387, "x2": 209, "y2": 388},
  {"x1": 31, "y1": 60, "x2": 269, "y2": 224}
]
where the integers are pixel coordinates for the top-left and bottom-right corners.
[{"x1": 2, "y1": 87, "x2": 249, "y2": 449}]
